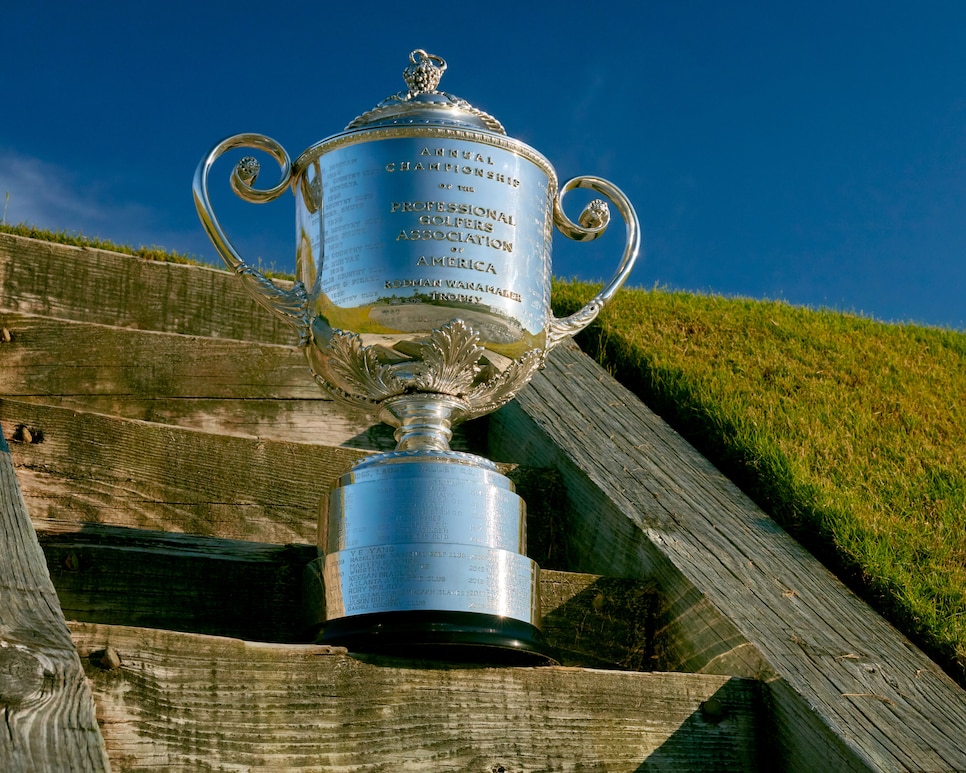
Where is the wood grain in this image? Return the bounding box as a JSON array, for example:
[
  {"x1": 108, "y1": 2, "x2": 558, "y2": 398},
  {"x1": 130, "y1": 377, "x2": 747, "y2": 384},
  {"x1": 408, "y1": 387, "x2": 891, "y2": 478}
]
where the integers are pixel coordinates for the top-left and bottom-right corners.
[
  {"x1": 70, "y1": 622, "x2": 761, "y2": 772},
  {"x1": 1, "y1": 398, "x2": 364, "y2": 543},
  {"x1": 0, "y1": 310, "x2": 319, "y2": 399},
  {"x1": 38, "y1": 519, "x2": 320, "y2": 644},
  {"x1": 0, "y1": 423, "x2": 109, "y2": 771},
  {"x1": 492, "y1": 341, "x2": 966, "y2": 772},
  {"x1": 0, "y1": 232, "x2": 294, "y2": 343},
  {"x1": 2, "y1": 398, "x2": 558, "y2": 554}
]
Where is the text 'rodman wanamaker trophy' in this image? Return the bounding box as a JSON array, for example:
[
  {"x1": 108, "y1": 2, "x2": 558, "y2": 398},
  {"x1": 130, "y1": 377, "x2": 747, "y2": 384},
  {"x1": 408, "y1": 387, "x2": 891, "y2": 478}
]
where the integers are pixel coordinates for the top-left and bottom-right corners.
[{"x1": 194, "y1": 50, "x2": 639, "y2": 662}]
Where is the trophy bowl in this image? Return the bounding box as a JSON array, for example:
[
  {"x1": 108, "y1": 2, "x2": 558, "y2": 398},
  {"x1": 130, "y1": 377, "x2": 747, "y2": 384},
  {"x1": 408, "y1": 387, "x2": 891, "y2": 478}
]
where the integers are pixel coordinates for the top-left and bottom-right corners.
[{"x1": 194, "y1": 50, "x2": 640, "y2": 662}]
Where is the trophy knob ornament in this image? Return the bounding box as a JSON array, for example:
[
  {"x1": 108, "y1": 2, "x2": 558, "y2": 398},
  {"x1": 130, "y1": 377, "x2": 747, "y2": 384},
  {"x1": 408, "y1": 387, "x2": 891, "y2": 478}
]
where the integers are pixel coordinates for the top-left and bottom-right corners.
[
  {"x1": 403, "y1": 49, "x2": 447, "y2": 96},
  {"x1": 194, "y1": 51, "x2": 640, "y2": 662}
]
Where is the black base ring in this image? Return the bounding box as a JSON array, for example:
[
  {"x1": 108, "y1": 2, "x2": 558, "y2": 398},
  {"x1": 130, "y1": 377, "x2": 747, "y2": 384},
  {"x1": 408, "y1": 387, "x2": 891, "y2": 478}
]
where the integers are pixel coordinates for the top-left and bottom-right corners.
[{"x1": 318, "y1": 610, "x2": 555, "y2": 665}]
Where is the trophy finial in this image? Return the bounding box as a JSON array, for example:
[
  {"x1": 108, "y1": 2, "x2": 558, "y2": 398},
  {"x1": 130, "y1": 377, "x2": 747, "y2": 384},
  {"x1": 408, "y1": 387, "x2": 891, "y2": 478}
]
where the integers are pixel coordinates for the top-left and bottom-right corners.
[
  {"x1": 345, "y1": 49, "x2": 503, "y2": 133},
  {"x1": 404, "y1": 49, "x2": 447, "y2": 96}
]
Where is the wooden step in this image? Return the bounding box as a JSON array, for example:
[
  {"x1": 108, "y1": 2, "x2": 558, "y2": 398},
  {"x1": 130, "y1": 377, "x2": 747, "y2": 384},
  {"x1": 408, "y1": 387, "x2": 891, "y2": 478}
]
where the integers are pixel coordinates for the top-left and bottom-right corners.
[
  {"x1": 1, "y1": 398, "x2": 362, "y2": 544},
  {"x1": 0, "y1": 309, "x2": 483, "y2": 452},
  {"x1": 2, "y1": 399, "x2": 560, "y2": 554},
  {"x1": 70, "y1": 621, "x2": 762, "y2": 772},
  {"x1": 0, "y1": 232, "x2": 294, "y2": 343},
  {"x1": 6, "y1": 234, "x2": 966, "y2": 771}
]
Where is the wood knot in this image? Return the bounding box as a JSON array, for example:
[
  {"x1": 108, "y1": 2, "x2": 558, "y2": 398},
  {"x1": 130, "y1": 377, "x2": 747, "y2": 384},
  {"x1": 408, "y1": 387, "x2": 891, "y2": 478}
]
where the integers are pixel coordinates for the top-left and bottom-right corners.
[
  {"x1": 0, "y1": 645, "x2": 44, "y2": 704},
  {"x1": 92, "y1": 646, "x2": 122, "y2": 671},
  {"x1": 13, "y1": 425, "x2": 44, "y2": 444},
  {"x1": 0, "y1": 327, "x2": 12, "y2": 343},
  {"x1": 700, "y1": 697, "x2": 726, "y2": 723}
]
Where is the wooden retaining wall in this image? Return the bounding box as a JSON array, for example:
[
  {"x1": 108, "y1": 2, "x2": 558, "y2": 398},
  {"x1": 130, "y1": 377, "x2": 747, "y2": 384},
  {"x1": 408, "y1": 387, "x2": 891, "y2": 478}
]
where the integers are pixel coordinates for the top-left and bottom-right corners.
[{"x1": 2, "y1": 232, "x2": 966, "y2": 771}]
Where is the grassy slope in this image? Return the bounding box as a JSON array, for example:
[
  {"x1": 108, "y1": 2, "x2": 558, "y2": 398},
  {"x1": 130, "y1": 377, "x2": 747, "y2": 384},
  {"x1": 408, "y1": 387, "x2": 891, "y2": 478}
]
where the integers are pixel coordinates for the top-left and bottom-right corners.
[
  {"x1": 553, "y1": 279, "x2": 966, "y2": 685},
  {"x1": 3, "y1": 225, "x2": 964, "y2": 685},
  {"x1": 0, "y1": 223, "x2": 205, "y2": 265}
]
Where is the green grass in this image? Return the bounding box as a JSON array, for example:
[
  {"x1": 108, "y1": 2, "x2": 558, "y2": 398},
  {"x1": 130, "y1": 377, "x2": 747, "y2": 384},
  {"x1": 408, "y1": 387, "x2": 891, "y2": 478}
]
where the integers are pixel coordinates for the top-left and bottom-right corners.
[
  {"x1": 553, "y1": 279, "x2": 966, "y2": 686},
  {"x1": 5, "y1": 223, "x2": 964, "y2": 685},
  {"x1": 0, "y1": 222, "x2": 207, "y2": 266},
  {"x1": 0, "y1": 223, "x2": 290, "y2": 279}
]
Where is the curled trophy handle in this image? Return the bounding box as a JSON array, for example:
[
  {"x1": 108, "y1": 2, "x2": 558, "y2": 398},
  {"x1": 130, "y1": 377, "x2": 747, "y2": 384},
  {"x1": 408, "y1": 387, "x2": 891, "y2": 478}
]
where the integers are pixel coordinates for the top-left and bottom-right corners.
[
  {"x1": 192, "y1": 133, "x2": 310, "y2": 343},
  {"x1": 546, "y1": 176, "x2": 641, "y2": 350}
]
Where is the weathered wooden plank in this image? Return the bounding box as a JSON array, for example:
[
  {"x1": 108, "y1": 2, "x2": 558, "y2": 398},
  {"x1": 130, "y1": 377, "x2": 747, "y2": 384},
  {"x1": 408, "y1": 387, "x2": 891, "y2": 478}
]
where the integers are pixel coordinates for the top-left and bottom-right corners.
[
  {"x1": 23, "y1": 394, "x2": 406, "y2": 451},
  {"x1": 0, "y1": 310, "x2": 319, "y2": 399},
  {"x1": 0, "y1": 423, "x2": 110, "y2": 771},
  {"x1": 0, "y1": 306, "x2": 383, "y2": 449},
  {"x1": 494, "y1": 417, "x2": 770, "y2": 681},
  {"x1": 1, "y1": 398, "x2": 364, "y2": 543},
  {"x1": 70, "y1": 622, "x2": 761, "y2": 772},
  {"x1": 537, "y1": 571, "x2": 659, "y2": 670},
  {"x1": 38, "y1": 519, "x2": 656, "y2": 667},
  {"x1": 0, "y1": 232, "x2": 294, "y2": 343},
  {"x1": 490, "y1": 341, "x2": 966, "y2": 773}
]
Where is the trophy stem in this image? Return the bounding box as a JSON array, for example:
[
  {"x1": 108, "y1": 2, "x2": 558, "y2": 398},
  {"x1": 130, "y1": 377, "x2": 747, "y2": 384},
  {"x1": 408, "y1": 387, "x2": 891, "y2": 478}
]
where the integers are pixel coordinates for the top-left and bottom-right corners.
[{"x1": 380, "y1": 394, "x2": 468, "y2": 452}]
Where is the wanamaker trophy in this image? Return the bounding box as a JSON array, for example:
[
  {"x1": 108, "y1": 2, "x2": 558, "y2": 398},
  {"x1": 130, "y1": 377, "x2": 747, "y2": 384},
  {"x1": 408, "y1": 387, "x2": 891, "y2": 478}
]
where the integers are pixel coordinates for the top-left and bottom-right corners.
[{"x1": 193, "y1": 50, "x2": 640, "y2": 662}]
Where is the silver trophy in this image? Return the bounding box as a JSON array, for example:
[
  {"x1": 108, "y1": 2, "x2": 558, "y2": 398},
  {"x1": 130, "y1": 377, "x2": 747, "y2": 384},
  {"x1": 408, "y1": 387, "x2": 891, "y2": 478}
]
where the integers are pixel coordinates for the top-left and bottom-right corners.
[{"x1": 194, "y1": 50, "x2": 639, "y2": 661}]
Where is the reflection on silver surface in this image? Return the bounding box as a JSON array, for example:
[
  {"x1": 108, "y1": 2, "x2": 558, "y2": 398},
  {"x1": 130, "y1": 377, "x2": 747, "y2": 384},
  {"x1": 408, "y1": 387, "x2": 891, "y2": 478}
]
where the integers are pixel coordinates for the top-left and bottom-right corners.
[
  {"x1": 324, "y1": 544, "x2": 540, "y2": 622},
  {"x1": 193, "y1": 50, "x2": 640, "y2": 423},
  {"x1": 194, "y1": 50, "x2": 640, "y2": 656},
  {"x1": 323, "y1": 450, "x2": 532, "y2": 621},
  {"x1": 326, "y1": 476, "x2": 525, "y2": 553}
]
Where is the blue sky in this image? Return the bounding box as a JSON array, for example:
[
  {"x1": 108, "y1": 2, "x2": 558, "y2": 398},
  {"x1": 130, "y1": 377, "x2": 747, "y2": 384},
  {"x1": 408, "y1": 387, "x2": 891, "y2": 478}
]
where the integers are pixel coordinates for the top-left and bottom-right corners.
[{"x1": 2, "y1": 1, "x2": 964, "y2": 330}]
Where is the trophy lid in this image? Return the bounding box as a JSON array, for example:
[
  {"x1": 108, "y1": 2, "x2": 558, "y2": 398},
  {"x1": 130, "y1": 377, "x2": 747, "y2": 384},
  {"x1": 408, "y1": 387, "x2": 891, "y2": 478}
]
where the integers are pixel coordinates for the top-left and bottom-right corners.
[{"x1": 345, "y1": 50, "x2": 506, "y2": 135}]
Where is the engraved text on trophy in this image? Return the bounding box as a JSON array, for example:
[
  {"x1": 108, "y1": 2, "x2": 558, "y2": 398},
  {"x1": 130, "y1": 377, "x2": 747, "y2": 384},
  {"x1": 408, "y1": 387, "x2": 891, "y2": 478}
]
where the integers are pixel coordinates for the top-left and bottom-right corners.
[{"x1": 297, "y1": 136, "x2": 553, "y2": 360}]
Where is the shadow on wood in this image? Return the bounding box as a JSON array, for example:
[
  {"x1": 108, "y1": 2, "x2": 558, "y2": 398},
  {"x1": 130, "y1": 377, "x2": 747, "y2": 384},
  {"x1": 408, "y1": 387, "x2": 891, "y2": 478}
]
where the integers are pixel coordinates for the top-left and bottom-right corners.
[{"x1": 40, "y1": 519, "x2": 660, "y2": 670}]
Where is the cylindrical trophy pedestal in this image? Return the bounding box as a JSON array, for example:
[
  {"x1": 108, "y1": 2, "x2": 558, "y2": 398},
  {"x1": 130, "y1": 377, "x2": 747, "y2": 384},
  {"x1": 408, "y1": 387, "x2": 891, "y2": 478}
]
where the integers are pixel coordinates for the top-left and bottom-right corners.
[{"x1": 318, "y1": 451, "x2": 550, "y2": 662}]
